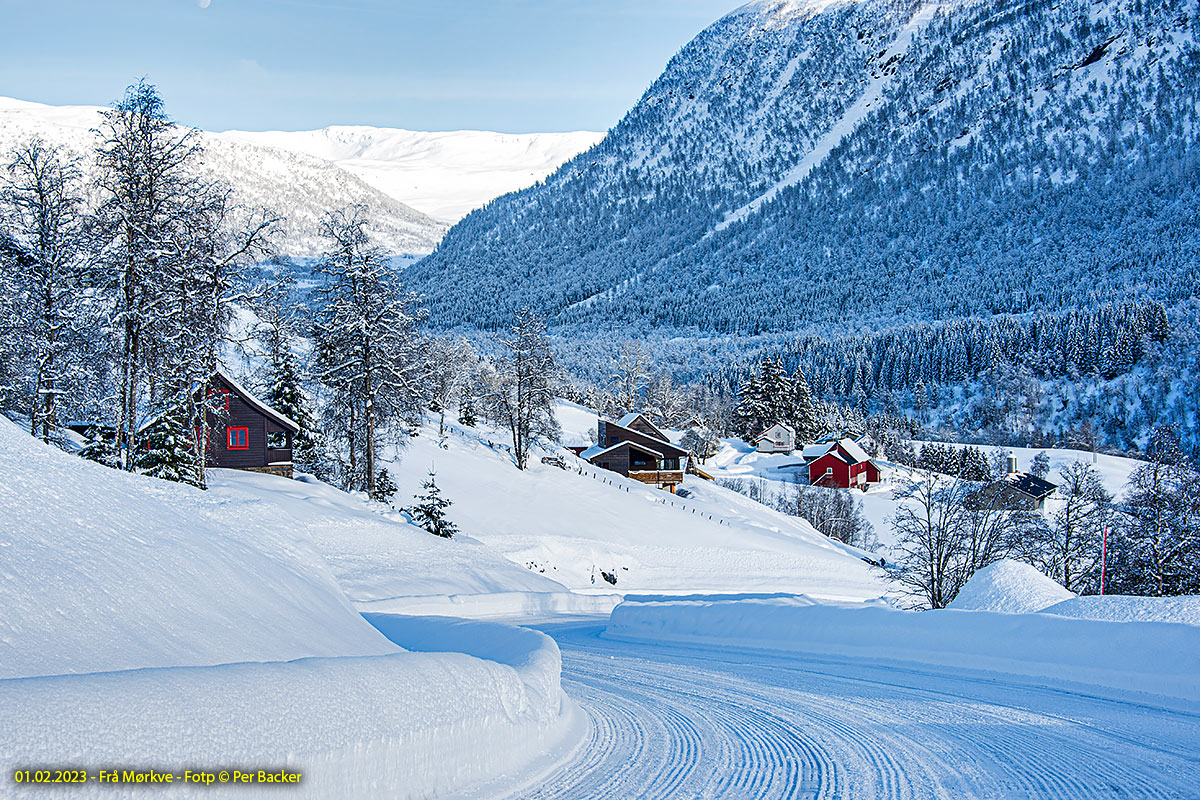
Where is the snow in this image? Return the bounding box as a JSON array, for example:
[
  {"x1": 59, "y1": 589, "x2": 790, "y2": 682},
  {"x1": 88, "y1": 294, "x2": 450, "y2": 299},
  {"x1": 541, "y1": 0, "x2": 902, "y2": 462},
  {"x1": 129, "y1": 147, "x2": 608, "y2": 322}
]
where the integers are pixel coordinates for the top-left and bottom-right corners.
[
  {"x1": 215, "y1": 126, "x2": 604, "y2": 223},
  {"x1": 203, "y1": 469, "x2": 612, "y2": 619},
  {"x1": 533, "y1": 618, "x2": 1200, "y2": 798},
  {"x1": 606, "y1": 594, "x2": 1200, "y2": 701},
  {"x1": 0, "y1": 419, "x2": 584, "y2": 796},
  {"x1": 382, "y1": 406, "x2": 888, "y2": 601},
  {"x1": 715, "y1": 3, "x2": 944, "y2": 232},
  {"x1": 1, "y1": 614, "x2": 584, "y2": 799},
  {"x1": 0, "y1": 418, "x2": 396, "y2": 680},
  {"x1": 949, "y1": 559, "x2": 1076, "y2": 614},
  {"x1": 1042, "y1": 595, "x2": 1200, "y2": 627}
]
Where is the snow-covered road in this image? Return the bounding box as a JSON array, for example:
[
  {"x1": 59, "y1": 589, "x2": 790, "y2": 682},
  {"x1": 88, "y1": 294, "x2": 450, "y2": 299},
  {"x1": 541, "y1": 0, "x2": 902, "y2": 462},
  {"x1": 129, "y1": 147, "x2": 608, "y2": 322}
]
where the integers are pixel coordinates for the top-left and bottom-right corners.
[{"x1": 516, "y1": 621, "x2": 1200, "y2": 799}]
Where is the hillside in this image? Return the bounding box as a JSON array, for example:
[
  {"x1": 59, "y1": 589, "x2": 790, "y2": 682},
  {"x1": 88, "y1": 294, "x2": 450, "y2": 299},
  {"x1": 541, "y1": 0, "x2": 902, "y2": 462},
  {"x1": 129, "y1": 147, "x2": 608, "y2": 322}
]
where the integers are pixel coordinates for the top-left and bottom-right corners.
[
  {"x1": 0, "y1": 96, "x2": 448, "y2": 257},
  {"x1": 0, "y1": 417, "x2": 398, "y2": 679},
  {"x1": 381, "y1": 404, "x2": 890, "y2": 602},
  {"x1": 409, "y1": 0, "x2": 1200, "y2": 334},
  {"x1": 217, "y1": 126, "x2": 604, "y2": 223}
]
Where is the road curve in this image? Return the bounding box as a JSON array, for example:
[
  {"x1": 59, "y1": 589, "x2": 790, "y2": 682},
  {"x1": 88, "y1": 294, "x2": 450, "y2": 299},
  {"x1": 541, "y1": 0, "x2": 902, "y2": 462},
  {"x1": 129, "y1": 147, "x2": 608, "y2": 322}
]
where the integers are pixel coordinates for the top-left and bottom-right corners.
[{"x1": 511, "y1": 621, "x2": 1200, "y2": 800}]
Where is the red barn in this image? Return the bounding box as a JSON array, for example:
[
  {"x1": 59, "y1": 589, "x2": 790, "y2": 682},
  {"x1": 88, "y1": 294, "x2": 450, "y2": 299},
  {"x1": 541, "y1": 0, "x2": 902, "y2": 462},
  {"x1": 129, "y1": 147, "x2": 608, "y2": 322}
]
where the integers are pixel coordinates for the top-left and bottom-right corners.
[{"x1": 805, "y1": 438, "x2": 880, "y2": 491}]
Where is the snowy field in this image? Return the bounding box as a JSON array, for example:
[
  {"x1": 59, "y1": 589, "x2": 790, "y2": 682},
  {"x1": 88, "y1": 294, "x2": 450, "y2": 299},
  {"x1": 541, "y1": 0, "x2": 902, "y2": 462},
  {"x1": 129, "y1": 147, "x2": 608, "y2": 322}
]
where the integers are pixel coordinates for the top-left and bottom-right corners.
[{"x1": 383, "y1": 404, "x2": 888, "y2": 601}]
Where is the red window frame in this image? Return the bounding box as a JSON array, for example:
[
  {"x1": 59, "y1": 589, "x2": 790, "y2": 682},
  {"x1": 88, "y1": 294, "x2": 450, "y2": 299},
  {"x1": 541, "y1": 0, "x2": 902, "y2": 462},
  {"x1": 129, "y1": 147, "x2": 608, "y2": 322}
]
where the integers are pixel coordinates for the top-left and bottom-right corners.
[
  {"x1": 209, "y1": 387, "x2": 230, "y2": 411},
  {"x1": 227, "y1": 426, "x2": 249, "y2": 450}
]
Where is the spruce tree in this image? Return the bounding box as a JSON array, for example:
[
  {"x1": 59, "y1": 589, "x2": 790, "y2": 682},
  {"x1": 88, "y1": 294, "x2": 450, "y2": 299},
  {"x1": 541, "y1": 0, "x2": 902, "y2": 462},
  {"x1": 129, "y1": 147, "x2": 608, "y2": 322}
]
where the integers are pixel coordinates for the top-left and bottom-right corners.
[
  {"x1": 405, "y1": 470, "x2": 458, "y2": 539},
  {"x1": 137, "y1": 395, "x2": 202, "y2": 487},
  {"x1": 374, "y1": 468, "x2": 398, "y2": 507}
]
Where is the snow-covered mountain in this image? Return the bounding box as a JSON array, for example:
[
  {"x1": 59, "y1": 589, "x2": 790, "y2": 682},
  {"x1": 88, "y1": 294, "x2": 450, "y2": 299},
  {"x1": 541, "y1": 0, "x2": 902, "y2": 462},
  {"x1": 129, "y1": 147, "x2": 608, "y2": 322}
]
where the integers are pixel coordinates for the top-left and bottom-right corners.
[
  {"x1": 216, "y1": 127, "x2": 604, "y2": 223},
  {"x1": 408, "y1": 0, "x2": 1200, "y2": 333},
  {"x1": 0, "y1": 96, "x2": 448, "y2": 257},
  {"x1": 0, "y1": 97, "x2": 600, "y2": 256}
]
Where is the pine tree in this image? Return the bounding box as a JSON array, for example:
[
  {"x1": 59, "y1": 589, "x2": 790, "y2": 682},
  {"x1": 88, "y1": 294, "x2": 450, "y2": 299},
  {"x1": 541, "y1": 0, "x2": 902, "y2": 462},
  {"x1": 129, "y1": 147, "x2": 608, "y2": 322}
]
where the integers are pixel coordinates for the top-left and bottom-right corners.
[
  {"x1": 789, "y1": 366, "x2": 819, "y2": 441},
  {"x1": 457, "y1": 395, "x2": 477, "y2": 427},
  {"x1": 405, "y1": 470, "x2": 458, "y2": 538},
  {"x1": 484, "y1": 309, "x2": 560, "y2": 470},
  {"x1": 374, "y1": 468, "x2": 398, "y2": 507},
  {"x1": 136, "y1": 394, "x2": 202, "y2": 487}
]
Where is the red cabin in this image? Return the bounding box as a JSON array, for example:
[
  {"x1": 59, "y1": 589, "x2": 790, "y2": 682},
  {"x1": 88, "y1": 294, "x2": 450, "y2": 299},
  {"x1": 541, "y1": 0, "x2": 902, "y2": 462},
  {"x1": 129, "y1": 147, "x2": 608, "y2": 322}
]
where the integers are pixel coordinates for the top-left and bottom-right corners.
[{"x1": 805, "y1": 438, "x2": 880, "y2": 491}]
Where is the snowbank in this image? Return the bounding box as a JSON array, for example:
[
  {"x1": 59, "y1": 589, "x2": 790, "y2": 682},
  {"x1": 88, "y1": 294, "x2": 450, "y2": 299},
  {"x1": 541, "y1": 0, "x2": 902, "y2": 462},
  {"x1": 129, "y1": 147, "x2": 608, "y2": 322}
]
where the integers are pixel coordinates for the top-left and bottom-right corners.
[
  {"x1": 606, "y1": 595, "x2": 1200, "y2": 701},
  {"x1": 1, "y1": 615, "x2": 583, "y2": 799},
  {"x1": 205, "y1": 469, "x2": 590, "y2": 617},
  {"x1": 1041, "y1": 595, "x2": 1200, "y2": 626},
  {"x1": 948, "y1": 559, "x2": 1075, "y2": 614},
  {"x1": 0, "y1": 419, "x2": 396, "y2": 680}
]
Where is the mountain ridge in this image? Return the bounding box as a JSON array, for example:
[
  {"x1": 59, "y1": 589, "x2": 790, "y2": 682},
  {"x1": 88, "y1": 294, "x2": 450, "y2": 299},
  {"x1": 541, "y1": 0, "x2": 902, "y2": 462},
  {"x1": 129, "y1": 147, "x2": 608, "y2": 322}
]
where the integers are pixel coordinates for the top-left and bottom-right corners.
[{"x1": 406, "y1": 0, "x2": 1200, "y2": 335}]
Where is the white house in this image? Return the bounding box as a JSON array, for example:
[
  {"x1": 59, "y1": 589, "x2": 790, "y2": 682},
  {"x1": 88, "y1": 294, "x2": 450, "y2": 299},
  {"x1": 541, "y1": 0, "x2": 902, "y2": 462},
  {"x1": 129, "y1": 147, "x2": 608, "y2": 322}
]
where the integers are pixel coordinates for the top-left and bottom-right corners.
[{"x1": 753, "y1": 423, "x2": 796, "y2": 454}]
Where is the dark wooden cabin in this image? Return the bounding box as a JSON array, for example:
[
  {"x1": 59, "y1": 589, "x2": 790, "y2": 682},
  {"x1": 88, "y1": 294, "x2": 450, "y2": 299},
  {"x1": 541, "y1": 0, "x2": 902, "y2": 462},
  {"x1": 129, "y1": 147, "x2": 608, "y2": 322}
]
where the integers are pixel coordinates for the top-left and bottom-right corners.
[
  {"x1": 199, "y1": 369, "x2": 300, "y2": 479},
  {"x1": 587, "y1": 412, "x2": 687, "y2": 492}
]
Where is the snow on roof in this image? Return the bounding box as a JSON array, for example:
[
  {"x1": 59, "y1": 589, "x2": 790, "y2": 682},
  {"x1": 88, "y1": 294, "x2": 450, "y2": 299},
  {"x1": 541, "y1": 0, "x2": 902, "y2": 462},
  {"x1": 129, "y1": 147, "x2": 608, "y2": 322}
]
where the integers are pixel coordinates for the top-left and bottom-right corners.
[
  {"x1": 214, "y1": 367, "x2": 300, "y2": 432},
  {"x1": 811, "y1": 450, "x2": 849, "y2": 464},
  {"x1": 802, "y1": 442, "x2": 835, "y2": 460},
  {"x1": 838, "y1": 437, "x2": 871, "y2": 464},
  {"x1": 614, "y1": 412, "x2": 668, "y2": 439},
  {"x1": 579, "y1": 444, "x2": 604, "y2": 461}
]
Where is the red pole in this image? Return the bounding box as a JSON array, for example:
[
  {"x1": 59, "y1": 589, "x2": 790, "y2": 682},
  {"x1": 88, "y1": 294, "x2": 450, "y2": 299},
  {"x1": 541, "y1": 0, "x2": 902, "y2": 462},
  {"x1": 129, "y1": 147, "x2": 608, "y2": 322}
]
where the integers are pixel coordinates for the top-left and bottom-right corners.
[{"x1": 1100, "y1": 525, "x2": 1109, "y2": 596}]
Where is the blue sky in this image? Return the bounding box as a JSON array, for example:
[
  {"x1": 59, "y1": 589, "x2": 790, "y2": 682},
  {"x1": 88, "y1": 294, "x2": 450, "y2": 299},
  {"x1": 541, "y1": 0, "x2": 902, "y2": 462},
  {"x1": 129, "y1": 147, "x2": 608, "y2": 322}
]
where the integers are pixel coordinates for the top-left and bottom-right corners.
[{"x1": 0, "y1": 0, "x2": 745, "y2": 133}]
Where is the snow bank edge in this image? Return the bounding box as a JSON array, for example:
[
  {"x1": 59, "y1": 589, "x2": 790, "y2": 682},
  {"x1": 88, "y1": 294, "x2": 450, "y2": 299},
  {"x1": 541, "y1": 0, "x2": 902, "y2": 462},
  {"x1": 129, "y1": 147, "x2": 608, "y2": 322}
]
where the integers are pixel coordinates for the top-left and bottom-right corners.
[{"x1": 1, "y1": 615, "x2": 583, "y2": 799}]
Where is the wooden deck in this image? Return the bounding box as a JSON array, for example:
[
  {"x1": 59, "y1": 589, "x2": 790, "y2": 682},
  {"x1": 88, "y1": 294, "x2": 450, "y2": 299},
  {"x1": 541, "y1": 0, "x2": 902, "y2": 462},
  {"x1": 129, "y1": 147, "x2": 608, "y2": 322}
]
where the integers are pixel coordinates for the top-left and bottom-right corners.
[{"x1": 629, "y1": 469, "x2": 685, "y2": 489}]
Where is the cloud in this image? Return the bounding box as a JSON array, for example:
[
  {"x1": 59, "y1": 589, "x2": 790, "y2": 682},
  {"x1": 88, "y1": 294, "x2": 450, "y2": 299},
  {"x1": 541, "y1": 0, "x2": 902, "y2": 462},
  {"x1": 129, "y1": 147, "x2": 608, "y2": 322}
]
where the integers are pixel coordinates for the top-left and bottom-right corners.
[{"x1": 196, "y1": 0, "x2": 211, "y2": 8}]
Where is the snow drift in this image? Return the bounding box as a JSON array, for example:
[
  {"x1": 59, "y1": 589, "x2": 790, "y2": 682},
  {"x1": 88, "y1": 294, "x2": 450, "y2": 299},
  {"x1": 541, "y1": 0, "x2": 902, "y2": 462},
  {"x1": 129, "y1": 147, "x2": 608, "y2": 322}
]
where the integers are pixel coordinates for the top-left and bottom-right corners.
[
  {"x1": 1041, "y1": 595, "x2": 1200, "y2": 626},
  {"x1": 948, "y1": 559, "x2": 1076, "y2": 614},
  {"x1": 205, "y1": 469, "x2": 618, "y2": 618},
  {"x1": 0, "y1": 421, "x2": 583, "y2": 796},
  {"x1": 1, "y1": 615, "x2": 582, "y2": 799},
  {"x1": 606, "y1": 595, "x2": 1200, "y2": 701},
  {"x1": 0, "y1": 418, "x2": 396, "y2": 680}
]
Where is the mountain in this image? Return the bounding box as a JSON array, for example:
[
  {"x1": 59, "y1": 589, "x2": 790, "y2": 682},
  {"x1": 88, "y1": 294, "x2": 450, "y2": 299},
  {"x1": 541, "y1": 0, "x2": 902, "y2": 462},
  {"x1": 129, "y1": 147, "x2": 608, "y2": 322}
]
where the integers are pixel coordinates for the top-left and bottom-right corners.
[
  {"x1": 408, "y1": 0, "x2": 1200, "y2": 334},
  {"x1": 0, "y1": 96, "x2": 448, "y2": 257},
  {"x1": 215, "y1": 127, "x2": 604, "y2": 223}
]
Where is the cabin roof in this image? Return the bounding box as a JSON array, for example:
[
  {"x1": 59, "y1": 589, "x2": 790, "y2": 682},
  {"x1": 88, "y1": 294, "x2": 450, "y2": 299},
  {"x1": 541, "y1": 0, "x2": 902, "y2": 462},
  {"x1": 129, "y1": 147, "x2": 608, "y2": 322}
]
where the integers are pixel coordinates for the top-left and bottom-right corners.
[
  {"x1": 837, "y1": 437, "x2": 871, "y2": 464},
  {"x1": 753, "y1": 423, "x2": 796, "y2": 441},
  {"x1": 1005, "y1": 473, "x2": 1057, "y2": 499},
  {"x1": 802, "y1": 442, "x2": 835, "y2": 460},
  {"x1": 586, "y1": 439, "x2": 665, "y2": 461},
  {"x1": 615, "y1": 411, "x2": 669, "y2": 440},
  {"x1": 214, "y1": 367, "x2": 300, "y2": 432}
]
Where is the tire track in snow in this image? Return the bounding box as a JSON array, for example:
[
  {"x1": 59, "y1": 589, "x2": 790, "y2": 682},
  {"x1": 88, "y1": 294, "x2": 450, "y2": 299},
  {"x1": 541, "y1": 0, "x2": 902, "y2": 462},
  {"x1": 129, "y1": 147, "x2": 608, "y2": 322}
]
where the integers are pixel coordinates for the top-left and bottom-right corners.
[{"x1": 506, "y1": 623, "x2": 1200, "y2": 800}]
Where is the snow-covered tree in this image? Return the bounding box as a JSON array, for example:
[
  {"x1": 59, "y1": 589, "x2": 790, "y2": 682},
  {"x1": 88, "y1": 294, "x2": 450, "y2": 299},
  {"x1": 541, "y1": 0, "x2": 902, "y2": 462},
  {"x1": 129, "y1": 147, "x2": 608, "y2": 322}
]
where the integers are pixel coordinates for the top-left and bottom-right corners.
[
  {"x1": 92, "y1": 80, "x2": 275, "y2": 479},
  {"x1": 610, "y1": 341, "x2": 652, "y2": 414},
  {"x1": 405, "y1": 470, "x2": 458, "y2": 538},
  {"x1": 485, "y1": 309, "x2": 560, "y2": 470},
  {"x1": 0, "y1": 138, "x2": 90, "y2": 442},
  {"x1": 311, "y1": 206, "x2": 428, "y2": 499},
  {"x1": 1023, "y1": 461, "x2": 1112, "y2": 592},
  {"x1": 1111, "y1": 428, "x2": 1200, "y2": 595}
]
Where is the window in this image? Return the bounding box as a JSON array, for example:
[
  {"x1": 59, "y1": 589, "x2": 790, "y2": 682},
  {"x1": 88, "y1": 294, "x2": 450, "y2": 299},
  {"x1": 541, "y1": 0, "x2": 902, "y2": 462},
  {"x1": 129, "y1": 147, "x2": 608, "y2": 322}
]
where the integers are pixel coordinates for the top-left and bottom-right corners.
[
  {"x1": 227, "y1": 426, "x2": 249, "y2": 450},
  {"x1": 208, "y1": 388, "x2": 230, "y2": 412},
  {"x1": 825, "y1": 467, "x2": 833, "y2": 475},
  {"x1": 266, "y1": 430, "x2": 287, "y2": 449}
]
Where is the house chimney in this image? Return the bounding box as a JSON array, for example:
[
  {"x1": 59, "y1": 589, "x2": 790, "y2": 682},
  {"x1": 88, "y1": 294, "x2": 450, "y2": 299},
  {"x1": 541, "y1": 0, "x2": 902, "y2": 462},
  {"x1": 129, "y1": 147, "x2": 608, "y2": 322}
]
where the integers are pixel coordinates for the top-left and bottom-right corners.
[{"x1": 1006, "y1": 453, "x2": 1018, "y2": 476}]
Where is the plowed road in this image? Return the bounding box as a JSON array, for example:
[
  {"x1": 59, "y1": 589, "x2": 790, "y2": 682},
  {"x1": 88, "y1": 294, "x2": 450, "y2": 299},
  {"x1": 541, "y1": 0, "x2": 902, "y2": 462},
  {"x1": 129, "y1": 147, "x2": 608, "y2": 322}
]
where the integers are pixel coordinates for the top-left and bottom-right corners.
[{"x1": 516, "y1": 621, "x2": 1200, "y2": 799}]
